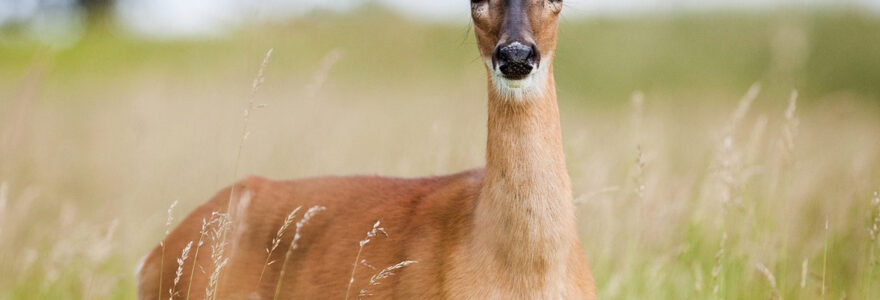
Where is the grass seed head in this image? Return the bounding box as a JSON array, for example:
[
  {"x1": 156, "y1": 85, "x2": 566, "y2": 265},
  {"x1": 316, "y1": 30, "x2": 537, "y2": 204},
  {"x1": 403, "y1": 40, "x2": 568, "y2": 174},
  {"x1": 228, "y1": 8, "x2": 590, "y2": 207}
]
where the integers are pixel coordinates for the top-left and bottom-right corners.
[{"x1": 292, "y1": 206, "x2": 326, "y2": 250}]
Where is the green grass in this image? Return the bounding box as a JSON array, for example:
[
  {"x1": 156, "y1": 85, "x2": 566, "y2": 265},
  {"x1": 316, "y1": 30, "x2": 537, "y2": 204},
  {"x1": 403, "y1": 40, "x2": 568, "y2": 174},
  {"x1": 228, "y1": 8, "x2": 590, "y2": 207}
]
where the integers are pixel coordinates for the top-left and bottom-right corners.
[
  {"x1": 1, "y1": 7, "x2": 879, "y2": 299},
  {"x1": 3, "y1": 7, "x2": 879, "y2": 104}
]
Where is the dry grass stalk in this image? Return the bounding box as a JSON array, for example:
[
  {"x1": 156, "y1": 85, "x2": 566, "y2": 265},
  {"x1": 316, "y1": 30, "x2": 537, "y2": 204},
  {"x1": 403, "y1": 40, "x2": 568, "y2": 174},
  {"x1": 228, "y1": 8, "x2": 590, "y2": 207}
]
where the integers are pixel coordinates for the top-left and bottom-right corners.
[
  {"x1": 273, "y1": 205, "x2": 326, "y2": 300},
  {"x1": 305, "y1": 49, "x2": 345, "y2": 99},
  {"x1": 634, "y1": 145, "x2": 647, "y2": 201},
  {"x1": 574, "y1": 186, "x2": 620, "y2": 205},
  {"x1": 629, "y1": 91, "x2": 649, "y2": 255},
  {"x1": 711, "y1": 232, "x2": 727, "y2": 299},
  {"x1": 633, "y1": 144, "x2": 647, "y2": 244},
  {"x1": 165, "y1": 201, "x2": 179, "y2": 237},
  {"x1": 755, "y1": 263, "x2": 780, "y2": 300},
  {"x1": 185, "y1": 218, "x2": 210, "y2": 300},
  {"x1": 225, "y1": 47, "x2": 275, "y2": 220},
  {"x1": 170, "y1": 241, "x2": 193, "y2": 300},
  {"x1": 360, "y1": 259, "x2": 377, "y2": 271},
  {"x1": 870, "y1": 189, "x2": 880, "y2": 247},
  {"x1": 259, "y1": 206, "x2": 302, "y2": 284},
  {"x1": 345, "y1": 221, "x2": 388, "y2": 300},
  {"x1": 205, "y1": 257, "x2": 228, "y2": 300},
  {"x1": 358, "y1": 260, "x2": 418, "y2": 299},
  {"x1": 868, "y1": 189, "x2": 880, "y2": 298},
  {"x1": 0, "y1": 182, "x2": 7, "y2": 216},
  {"x1": 631, "y1": 91, "x2": 645, "y2": 144},
  {"x1": 693, "y1": 262, "x2": 704, "y2": 293},
  {"x1": 631, "y1": 91, "x2": 647, "y2": 204},
  {"x1": 780, "y1": 90, "x2": 799, "y2": 161},
  {"x1": 769, "y1": 90, "x2": 799, "y2": 204},
  {"x1": 159, "y1": 200, "x2": 179, "y2": 299},
  {"x1": 212, "y1": 48, "x2": 274, "y2": 298},
  {"x1": 822, "y1": 218, "x2": 829, "y2": 296},
  {"x1": 705, "y1": 85, "x2": 761, "y2": 299},
  {"x1": 291, "y1": 206, "x2": 326, "y2": 251},
  {"x1": 714, "y1": 83, "x2": 760, "y2": 205},
  {"x1": 728, "y1": 83, "x2": 761, "y2": 134},
  {"x1": 225, "y1": 47, "x2": 274, "y2": 220},
  {"x1": 0, "y1": 182, "x2": 7, "y2": 239},
  {"x1": 205, "y1": 212, "x2": 231, "y2": 300},
  {"x1": 801, "y1": 259, "x2": 808, "y2": 289}
]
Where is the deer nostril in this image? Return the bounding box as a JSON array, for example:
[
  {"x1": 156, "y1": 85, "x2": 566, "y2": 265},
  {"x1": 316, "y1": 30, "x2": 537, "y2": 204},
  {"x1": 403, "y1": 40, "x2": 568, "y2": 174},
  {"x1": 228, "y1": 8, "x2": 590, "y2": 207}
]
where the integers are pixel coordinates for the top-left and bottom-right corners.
[
  {"x1": 494, "y1": 42, "x2": 539, "y2": 79},
  {"x1": 497, "y1": 43, "x2": 533, "y2": 64}
]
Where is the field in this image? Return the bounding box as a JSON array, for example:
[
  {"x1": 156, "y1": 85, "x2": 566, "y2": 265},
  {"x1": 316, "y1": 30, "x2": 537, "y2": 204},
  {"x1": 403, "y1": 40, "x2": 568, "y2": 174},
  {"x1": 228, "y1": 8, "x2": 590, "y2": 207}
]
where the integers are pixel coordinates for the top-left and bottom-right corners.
[{"x1": 1, "y1": 7, "x2": 879, "y2": 299}]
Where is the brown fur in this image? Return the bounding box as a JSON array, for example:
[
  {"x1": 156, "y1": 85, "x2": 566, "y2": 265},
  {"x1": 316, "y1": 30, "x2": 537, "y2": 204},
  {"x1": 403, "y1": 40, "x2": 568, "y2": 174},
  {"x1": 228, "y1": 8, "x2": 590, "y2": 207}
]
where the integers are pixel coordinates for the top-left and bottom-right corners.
[{"x1": 138, "y1": 1, "x2": 595, "y2": 299}]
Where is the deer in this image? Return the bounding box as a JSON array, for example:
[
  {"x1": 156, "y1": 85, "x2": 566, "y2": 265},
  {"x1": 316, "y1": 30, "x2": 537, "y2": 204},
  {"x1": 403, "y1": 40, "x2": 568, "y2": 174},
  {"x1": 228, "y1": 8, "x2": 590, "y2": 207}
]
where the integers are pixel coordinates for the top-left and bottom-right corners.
[{"x1": 136, "y1": 0, "x2": 596, "y2": 299}]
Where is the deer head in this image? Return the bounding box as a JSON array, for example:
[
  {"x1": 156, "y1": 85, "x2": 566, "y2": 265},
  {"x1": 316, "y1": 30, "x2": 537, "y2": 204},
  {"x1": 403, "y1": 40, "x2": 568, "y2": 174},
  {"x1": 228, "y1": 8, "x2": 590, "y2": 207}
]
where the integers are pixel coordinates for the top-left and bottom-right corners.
[{"x1": 471, "y1": 0, "x2": 563, "y2": 101}]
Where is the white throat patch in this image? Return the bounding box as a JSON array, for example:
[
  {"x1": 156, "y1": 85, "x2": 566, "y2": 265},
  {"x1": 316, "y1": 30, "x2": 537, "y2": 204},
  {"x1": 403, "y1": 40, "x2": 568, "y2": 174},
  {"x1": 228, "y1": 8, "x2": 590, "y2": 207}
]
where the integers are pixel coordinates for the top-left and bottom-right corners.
[{"x1": 486, "y1": 55, "x2": 551, "y2": 102}]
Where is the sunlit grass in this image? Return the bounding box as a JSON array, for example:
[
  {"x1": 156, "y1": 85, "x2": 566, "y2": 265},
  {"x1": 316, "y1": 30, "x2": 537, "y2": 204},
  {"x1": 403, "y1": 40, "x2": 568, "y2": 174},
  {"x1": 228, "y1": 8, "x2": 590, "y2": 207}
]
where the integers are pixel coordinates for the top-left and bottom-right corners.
[{"x1": 1, "y1": 9, "x2": 879, "y2": 300}]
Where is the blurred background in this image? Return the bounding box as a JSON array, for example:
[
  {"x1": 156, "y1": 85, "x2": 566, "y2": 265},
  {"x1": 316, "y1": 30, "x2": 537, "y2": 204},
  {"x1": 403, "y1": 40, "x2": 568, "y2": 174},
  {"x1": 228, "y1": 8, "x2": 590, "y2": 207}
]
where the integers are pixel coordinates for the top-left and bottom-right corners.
[{"x1": 1, "y1": 0, "x2": 879, "y2": 299}]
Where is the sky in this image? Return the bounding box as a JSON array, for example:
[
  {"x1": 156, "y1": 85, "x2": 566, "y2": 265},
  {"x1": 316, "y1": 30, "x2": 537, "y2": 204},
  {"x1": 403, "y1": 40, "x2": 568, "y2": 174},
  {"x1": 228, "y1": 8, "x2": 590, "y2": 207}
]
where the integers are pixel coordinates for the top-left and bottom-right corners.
[
  {"x1": 117, "y1": 0, "x2": 880, "y2": 38},
  {"x1": 2, "y1": 0, "x2": 879, "y2": 40}
]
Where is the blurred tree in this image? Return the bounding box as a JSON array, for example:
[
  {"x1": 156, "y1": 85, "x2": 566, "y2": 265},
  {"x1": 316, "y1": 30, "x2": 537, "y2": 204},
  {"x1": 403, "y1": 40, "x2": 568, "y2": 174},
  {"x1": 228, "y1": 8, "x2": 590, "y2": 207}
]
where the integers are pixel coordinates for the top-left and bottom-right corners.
[{"x1": 75, "y1": 0, "x2": 115, "y2": 26}]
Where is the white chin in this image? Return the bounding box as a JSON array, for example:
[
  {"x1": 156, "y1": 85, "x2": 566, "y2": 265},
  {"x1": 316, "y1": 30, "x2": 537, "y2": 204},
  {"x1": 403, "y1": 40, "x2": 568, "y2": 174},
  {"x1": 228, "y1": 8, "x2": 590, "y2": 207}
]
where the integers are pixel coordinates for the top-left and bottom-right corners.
[{"x1": 487, "y1": 62, "x2": 549, "y2": 102}]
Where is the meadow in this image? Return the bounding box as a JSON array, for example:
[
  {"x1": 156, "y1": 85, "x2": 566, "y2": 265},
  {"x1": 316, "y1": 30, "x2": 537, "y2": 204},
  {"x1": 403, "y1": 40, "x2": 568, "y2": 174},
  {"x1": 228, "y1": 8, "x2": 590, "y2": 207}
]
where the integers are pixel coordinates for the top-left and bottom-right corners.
[{"x1": 1, "y1": 7, "x2": 879, "y2": 299}]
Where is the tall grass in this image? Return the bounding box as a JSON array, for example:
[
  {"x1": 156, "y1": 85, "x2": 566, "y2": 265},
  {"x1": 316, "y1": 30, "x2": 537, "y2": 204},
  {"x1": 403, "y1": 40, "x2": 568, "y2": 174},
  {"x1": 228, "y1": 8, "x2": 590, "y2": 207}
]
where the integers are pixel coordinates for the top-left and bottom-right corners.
[
  {"x1": 273, "y1": 205, "x2": 325, "y2": 300},
  {"x1": 0, "y1": 11, "x2": 879, "y2": 300},
  {"x1": 345, "y1": 221, "x2": 388, "y2": 300},
  {"x1": 259, "y1": 207, "x2": 301, "y2": 285}
]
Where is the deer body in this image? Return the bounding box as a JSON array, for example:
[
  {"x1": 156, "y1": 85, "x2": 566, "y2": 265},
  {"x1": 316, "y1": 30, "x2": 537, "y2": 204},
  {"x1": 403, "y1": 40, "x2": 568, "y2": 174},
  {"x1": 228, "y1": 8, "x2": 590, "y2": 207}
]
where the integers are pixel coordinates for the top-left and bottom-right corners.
[{"x1": 137, "y1": 1, "x2": 595, "y2": 299}]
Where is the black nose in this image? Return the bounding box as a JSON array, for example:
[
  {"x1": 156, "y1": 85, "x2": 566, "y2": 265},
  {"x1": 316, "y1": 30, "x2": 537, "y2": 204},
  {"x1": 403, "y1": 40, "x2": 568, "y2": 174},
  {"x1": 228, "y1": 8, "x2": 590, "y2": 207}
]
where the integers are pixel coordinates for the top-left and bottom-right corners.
[{"x1": 494, "y1": 42, "x2": 539, "y2": 79}]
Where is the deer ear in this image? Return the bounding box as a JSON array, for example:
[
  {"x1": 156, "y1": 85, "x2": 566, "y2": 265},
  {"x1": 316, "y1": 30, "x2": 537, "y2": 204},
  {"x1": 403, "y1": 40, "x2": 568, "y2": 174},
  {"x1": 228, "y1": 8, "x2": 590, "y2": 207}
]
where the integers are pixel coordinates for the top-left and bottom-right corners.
[
  {"x1": 547, "y1": 0, "x2": 563, "y2": 13},
  {"x1": 471, "y1": 0, "x2": 491, "y2": 20}
]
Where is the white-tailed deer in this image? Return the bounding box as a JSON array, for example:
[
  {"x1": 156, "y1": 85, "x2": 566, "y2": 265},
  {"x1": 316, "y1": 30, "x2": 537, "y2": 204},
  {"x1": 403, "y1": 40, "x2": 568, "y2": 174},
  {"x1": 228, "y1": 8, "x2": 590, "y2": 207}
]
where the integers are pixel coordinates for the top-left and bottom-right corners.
[{"x1": 137, "y1": 0, "x2": 596, "y2": 299}]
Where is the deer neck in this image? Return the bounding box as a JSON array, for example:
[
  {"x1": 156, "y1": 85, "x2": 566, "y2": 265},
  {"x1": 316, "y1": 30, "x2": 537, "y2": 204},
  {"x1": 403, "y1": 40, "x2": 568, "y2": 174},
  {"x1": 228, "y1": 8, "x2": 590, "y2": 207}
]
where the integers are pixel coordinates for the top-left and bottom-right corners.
[{"x1": 471, "y1": 65, "x2": 577, "y2": 281}]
